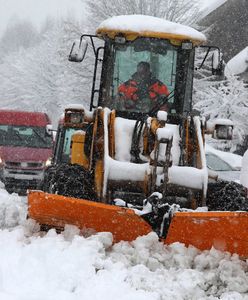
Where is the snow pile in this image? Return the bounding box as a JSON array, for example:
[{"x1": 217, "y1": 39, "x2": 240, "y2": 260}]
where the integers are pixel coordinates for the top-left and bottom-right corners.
[
  {"x1": 97, "y1": 15, "x2": 206, "y2": 43},
  {"x1": 0, "y1": 224, "x2": 248, "y2": 299},
  {"x1": 0, "y1": 190, "x2": 247, "y2": 299},
  {"x1": 0, "y1": 183, "x2": 27, "y2": 229}
]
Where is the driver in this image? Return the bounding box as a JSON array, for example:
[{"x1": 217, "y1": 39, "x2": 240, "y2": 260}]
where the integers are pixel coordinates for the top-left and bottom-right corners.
[{"x1": 118, "y1": 61, "x2": 169, "y2": 110}]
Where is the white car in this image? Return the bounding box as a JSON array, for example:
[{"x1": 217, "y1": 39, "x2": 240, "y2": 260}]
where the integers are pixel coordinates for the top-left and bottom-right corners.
[{"x1": 205, "y1": 145, "x2": 242, "y2": 182}]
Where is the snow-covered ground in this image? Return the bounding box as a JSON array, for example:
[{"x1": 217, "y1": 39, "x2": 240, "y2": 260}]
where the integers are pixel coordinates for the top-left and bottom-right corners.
[{"x1": 0, "y1": 183, "x2": 248, "y2": 300}]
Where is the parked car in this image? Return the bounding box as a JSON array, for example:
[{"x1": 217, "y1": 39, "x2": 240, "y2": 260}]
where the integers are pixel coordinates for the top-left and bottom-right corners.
[
  {"x1": 206, "y1": 144, "x2": 242, "y2": 182},
  {"x1": 0, "y1": 110, "x2": 53, "y2": 194}
]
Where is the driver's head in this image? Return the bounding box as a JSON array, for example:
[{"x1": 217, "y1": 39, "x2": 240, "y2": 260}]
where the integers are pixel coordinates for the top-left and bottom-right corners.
[{"x1": 136, "y1": 61, "x2": 151, "y2": 80}]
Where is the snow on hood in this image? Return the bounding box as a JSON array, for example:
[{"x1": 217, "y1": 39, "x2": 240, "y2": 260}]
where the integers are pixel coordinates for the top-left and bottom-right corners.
[
  {"x1": 205, "y1": 144, "x2": 242, "y2": 170},
  {"x1": 97, "y1": 15, "x2": 206, "y2": 43},
  {"x1": 241, "y1": 150, "x2": 248, "y2": 188},
  {"x1": 225, "y1": 47, "x2": 248, "y2": 76},
  {"x1": 0, "y1": 146, "x2": 52, "y2": 162}
]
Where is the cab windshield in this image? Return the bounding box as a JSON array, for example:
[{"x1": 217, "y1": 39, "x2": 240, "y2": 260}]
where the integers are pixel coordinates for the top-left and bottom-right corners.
[
  {"x1": 102, "y1": 38, "x2": 178, "y2": 114},
  {"x1": 0, "y1": 125, "x2": 53, "y2": 149}
]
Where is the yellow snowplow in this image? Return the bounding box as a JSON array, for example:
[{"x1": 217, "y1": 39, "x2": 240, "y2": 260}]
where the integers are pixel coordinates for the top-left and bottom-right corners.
[{"x1": 28, "y1": 15, "x2": 248, "y2": 257}]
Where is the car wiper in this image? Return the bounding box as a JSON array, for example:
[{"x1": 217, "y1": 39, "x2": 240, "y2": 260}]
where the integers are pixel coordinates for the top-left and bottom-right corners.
[{"x1": 12, "y1": 130, "x2": 23, "y2": 141}]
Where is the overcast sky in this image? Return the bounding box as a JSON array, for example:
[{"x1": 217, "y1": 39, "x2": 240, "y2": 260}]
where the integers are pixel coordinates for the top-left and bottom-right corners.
[
  {"x1": 0, "y1": 0, "x2": 85, "y2": 36},
  {"x1": 0, "y1": 0, "x2": 224, "y2": 37}
]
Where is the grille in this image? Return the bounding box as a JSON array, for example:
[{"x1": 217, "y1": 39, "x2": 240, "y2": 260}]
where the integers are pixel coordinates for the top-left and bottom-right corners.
[{"x1": 5, "y1": 161, "x2": 43, "y2": 168}]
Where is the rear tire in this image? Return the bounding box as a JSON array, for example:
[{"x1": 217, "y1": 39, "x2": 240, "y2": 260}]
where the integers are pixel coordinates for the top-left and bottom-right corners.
[{"x1": 207, "y1": 180, "x2": 248, "y2": 211}]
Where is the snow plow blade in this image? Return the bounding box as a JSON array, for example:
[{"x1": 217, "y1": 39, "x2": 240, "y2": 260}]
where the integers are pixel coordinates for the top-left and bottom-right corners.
[
  {"x1": 165, "y1": 211, "x2": 248, "y2": 258},
  {"x1": 28, "y1": 191, "x2": 248, "y2": 257},
  {"x1": 28, "y1": 191, "x2": 152, "y2": 242}
]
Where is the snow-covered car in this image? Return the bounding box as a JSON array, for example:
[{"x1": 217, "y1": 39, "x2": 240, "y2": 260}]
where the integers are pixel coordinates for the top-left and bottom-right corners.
[{"x1": 205, "y1": 145, "x2": 242, "y2": 182}]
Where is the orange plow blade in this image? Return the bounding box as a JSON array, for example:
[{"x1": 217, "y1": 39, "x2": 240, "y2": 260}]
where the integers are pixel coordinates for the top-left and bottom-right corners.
[
  {"x1": 28, "y1": 191, "x2": 152, "y2": 242},
  {"x1": 28, "y1": 191, "x2": 248, "y2": 257},
  {"x1": 165, "y1": 211, "x2": 248, "y2": 258}
]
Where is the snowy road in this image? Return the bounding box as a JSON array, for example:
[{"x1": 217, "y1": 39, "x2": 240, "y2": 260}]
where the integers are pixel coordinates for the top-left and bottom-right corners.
[{"x1": 0, "y1": 185, "x2": 248, "y2": 300}]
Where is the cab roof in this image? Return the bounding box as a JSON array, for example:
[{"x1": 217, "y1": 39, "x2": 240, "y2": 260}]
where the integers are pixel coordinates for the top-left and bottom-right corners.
[{"x1": 96, "y1": 15, "x2": 206, "y2": 46}]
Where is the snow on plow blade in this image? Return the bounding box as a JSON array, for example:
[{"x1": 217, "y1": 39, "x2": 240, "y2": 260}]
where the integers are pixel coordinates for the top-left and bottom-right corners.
[
  {"x1": 28, "y1": 191, "x2": 248, "y2": 257},
  {"x1": 28, "y1": 191, "x2": 152, "y2": 242}
]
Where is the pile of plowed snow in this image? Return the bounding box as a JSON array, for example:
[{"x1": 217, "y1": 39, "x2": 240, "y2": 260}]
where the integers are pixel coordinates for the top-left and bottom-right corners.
[{"x1": 0, "y1": 184, "x2": 248, "y2": 300}]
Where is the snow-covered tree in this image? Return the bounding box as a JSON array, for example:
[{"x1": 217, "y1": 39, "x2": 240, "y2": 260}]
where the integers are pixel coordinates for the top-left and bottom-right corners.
[
  {"x1": 0, "y1": 17, "x2": 94, "y2": 125},
  {"x1": 0, "y1": 19, "x2": 40, "y2": 61},
  {"x1": 85, "y1": 0, "x2": 202, "y2": 29},
  {"x1": 194, "y1": 72, "x2": 248, "y2": 152}
]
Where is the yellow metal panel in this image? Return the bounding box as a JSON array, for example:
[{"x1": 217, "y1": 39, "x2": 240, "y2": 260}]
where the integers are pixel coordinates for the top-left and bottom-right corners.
[
  {"x1": 96, "y1": 29, "x2": 204, "y2": 46},
  {"x1": 71, "y1": 132, "x2": 89, "y2": 169}
]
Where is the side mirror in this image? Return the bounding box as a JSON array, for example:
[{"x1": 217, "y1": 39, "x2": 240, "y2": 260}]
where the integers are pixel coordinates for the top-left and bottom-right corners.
[
  {"x1": 46, "y1": 124, "x2": 53, "y2": 135},
  {"x1": 206, "y1": 119, "x2": 233, "y2": 140},
  {"x1": 214, "y1": 124, "x2": 233, "y2": 140},
  {"x1": 68, "y1": 39, "x2": 88, "y2": 62},
  {"x1": 212, "y1": 50, "x2": 224, "y2": 76}
]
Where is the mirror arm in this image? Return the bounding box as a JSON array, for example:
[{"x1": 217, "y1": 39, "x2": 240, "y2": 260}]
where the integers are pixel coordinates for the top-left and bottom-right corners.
[
  {"x1": 198, "y1": 46, "x2": 211, "y2": 70},
  {"x1": 197, "y1": 45, "x2": 222, "y2": 70},
  {"x1": 80, "y1": 34, "x2": 98, "y2": 57}
]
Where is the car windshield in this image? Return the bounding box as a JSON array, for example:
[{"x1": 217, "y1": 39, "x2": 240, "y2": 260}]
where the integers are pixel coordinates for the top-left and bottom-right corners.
[
  {"x1": 206, "y1": 153, "x2": 234, "y2": 171},
  {"x1": 0, "y1": 125, "x2": 53, "y2": 149}
]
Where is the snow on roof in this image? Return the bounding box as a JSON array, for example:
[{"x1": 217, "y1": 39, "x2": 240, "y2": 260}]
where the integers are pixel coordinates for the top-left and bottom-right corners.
[
  {"x1": 97, "y1": 15, "x2": 206, "y2": 44},
  {"x1": 207, "y1": 118, "x2": 234, "y2": 131},
  {"x1": 225, "y1": 47, "x2": 248, "y2": 75},
  {"x1": 201, "y1": 0, "x2": 227, "y2": 18}
]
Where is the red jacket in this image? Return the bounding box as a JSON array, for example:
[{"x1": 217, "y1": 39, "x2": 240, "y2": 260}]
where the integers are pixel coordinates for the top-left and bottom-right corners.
[{"x1": 118, "y1": 75, "x2": 169, "y2": 109}]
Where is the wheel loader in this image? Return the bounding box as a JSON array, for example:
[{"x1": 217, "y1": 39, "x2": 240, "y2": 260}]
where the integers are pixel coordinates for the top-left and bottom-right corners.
[{"x1": 28, "y1": 15, "x2": 248, "y2": 257}]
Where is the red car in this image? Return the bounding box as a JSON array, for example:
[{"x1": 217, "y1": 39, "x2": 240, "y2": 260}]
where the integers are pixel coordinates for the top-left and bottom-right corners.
[{"x1": 0, "y1": 110, "x2": 53, "y2": 194}]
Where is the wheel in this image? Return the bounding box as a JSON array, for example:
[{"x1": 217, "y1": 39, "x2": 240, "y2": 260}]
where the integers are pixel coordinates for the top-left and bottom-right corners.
[
  {"x1": 207, "y1": 180, "x2": 248, "y2": 211},
  {"x1": 51, "y1": 164, "x2": 97, "y2": 201}
]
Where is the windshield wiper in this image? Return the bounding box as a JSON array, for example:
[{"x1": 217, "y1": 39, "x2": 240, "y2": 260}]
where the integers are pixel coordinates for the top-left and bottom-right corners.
[
  {"x1": 32, "y1": 129, "x2": 48, "y2": 146},
  {"x1": 12, "y1": 130, "x2": 23, "y2": 141},
  {"x1": 148, "y1": 89, "x2": 175, "y2": 116}
]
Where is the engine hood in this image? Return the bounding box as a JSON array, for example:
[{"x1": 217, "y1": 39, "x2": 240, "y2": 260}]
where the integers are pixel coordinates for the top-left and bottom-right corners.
[{"x1": 0, "y1": 146, "x2": 52, "y2": 162}]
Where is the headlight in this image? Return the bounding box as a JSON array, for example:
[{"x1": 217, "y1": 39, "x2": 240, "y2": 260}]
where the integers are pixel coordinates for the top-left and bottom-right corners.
[
  {"x1": 45, "y1": 157, "x2": 52, "y2": 167},
  {"x1": 0, "y1": 157, "x2": 3, "y2": 164}
]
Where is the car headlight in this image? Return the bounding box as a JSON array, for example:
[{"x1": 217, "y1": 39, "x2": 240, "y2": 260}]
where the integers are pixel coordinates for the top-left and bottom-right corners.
[{"x1": 45, "y1": 157, "x2": 52, "y2": 167}]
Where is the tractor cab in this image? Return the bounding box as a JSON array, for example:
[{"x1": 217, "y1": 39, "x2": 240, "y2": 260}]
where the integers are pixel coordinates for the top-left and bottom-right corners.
[{"x1": 69, "y1": 15, "x2": 219, "y2": 121}]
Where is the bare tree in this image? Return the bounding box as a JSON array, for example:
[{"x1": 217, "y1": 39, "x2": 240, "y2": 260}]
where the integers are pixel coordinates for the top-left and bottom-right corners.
[{"x1": 85, "y1": 0, "x2": 202, "y2": 28}]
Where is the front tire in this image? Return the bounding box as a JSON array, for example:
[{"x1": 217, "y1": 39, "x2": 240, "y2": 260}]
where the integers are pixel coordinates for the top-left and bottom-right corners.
[
  {"x1": 207, "y1": 180, "x2": 248, "y2": 211},
  {"x1": 49, "y1": 164, "x2": 97, "y2": 201}
]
